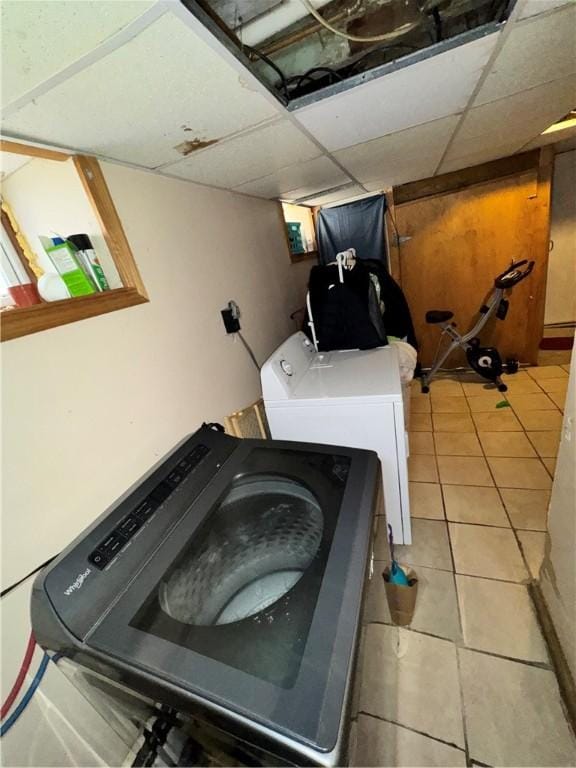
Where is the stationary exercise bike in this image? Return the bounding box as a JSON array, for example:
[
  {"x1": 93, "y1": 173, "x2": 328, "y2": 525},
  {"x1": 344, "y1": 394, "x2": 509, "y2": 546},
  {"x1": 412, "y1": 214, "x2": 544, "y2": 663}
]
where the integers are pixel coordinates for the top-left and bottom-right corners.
[{"x1": 421, "y1": 259, "x2": 535, "y2": 393}]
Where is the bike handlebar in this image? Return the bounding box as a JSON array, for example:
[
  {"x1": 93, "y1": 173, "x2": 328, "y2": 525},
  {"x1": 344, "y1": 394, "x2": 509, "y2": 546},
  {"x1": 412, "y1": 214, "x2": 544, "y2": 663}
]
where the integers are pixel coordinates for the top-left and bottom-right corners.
[{"x1": 494, "y1": 260, "x2": 535, "y2": 289}]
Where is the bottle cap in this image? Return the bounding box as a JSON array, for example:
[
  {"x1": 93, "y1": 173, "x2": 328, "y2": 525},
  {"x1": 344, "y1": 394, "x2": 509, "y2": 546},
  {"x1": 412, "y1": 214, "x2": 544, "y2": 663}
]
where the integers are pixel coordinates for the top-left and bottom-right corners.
[{"x1": 67, "y1": 233, "x2": 93, "y2": 251}]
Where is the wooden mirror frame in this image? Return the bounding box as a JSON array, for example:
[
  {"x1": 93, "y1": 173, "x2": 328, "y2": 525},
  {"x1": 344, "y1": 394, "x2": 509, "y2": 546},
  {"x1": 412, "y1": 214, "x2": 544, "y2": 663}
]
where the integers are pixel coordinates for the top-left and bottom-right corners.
[{"x1": 0, "y1": 139, "x2": 149, "y2": 341}]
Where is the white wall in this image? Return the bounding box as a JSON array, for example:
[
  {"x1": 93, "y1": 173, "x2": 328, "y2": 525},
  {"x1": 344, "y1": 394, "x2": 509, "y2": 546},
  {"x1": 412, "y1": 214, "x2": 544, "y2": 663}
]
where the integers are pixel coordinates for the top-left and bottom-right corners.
[
  {"x1": 1, "y1": 162, "x2": 307, "y2": 764},
  {"x1": 544, "y1": 150, "x2": 576, "y2": 326},
  {"x1": 2, "y1": 156, "x2": 120, "y2": 287},
  {"x1": 540, "y1": 349, "x2": 576, "y2": 680}
]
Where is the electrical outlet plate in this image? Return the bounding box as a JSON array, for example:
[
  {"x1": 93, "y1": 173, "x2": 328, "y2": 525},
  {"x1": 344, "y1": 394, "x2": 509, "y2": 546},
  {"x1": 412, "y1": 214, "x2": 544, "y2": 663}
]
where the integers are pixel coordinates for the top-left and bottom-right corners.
[{"x1": 221, "y1": 300, "x2": 241, "y2": 334}]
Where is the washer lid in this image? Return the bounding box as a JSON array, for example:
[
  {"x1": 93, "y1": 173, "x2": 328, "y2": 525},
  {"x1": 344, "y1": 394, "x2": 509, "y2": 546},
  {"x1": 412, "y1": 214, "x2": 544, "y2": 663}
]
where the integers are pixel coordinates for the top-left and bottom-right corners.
[{"x1": 84, "y1": 441, "x2": 377, "y2": 758}]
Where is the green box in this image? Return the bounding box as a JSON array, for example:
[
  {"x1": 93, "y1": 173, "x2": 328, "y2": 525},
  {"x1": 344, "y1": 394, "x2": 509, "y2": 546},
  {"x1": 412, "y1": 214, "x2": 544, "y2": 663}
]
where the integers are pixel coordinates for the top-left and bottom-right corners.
[{"x1": 286, "y1": 222, "x2": 305, "y2": 255}]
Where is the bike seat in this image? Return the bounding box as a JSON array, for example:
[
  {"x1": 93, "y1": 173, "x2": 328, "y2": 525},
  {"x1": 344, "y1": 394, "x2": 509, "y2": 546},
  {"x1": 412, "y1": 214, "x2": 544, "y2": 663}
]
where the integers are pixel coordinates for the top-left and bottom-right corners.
[{"x1": 426, "y1": 310, "x2": 454, "y2": 324}]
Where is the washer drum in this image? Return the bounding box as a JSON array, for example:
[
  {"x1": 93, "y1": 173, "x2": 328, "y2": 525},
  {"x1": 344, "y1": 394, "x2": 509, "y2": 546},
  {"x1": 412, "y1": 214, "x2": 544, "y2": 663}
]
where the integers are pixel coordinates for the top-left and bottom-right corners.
[{"x1": 159, "y1": 476, "x2": 323, "y2": 626}]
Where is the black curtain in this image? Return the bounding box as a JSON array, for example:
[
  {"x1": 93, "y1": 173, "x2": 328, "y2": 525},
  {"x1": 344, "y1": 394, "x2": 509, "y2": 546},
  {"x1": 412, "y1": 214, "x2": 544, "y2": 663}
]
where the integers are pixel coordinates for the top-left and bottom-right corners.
[{"x1": 316, "y1": 194, "x2": 387, "y2": 265}]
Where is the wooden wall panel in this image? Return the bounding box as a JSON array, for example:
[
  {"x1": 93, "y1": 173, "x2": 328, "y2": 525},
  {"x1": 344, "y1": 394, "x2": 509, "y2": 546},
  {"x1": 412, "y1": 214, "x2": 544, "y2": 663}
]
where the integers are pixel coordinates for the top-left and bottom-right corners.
[{"x1": 395, "y1": 153, "x2": 551, "y2": 367}]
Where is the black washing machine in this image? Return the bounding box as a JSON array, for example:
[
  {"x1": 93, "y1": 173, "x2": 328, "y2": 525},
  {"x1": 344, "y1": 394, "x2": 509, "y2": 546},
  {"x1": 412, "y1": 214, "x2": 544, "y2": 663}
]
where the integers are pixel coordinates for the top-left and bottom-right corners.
[{"x1": 32, "y1": 426, "x2": 382, "y2": 766}]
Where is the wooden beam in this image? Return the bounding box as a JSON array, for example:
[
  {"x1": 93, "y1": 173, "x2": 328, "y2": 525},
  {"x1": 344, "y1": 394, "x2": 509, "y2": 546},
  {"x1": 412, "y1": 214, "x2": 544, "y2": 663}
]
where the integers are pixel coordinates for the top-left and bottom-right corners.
[
  {"x1": 394, "y1": 150, "x2": 541, "y2": 206},
  {"x1": 0, "y1": 139, "x2": 70, "y2": 162},
  {"x1": 73, "y1": 155, "x2": 148, "y2": 299},
  {"x1": 1, "y1": 288, "x2": 147, "y2": 341}
]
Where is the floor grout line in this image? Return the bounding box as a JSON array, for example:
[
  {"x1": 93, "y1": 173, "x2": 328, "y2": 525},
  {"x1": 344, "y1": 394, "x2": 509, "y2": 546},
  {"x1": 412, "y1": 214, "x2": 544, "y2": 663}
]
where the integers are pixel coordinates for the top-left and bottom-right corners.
[
  {"x1": 454, "y1": 643, "x2": 472, "y2": 766},
  {"x1": 407, "y1": 370, "x2": 555, "y2": 635},
  {"x1": 396, "y1": 366, "x2": 570, "y2": 765},
  {"x1": 441, "y1": 488, "x2": 472, "y2": 766},
  {"x1": 411, "y1": 514, "x2": 547, "y2": 533},
  {"x1": 357, "y1": 711, "x2": 467, "y2": 753}
]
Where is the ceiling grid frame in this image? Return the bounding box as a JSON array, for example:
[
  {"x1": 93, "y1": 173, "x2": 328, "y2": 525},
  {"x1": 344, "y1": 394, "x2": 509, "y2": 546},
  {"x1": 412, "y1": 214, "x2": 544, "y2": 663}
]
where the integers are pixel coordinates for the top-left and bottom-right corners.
[
  {"x1": 1, "y1": 0, "x2": 574, "y2": 205},
  {"x1": 432, "y1": 0, "x2": 527, "y2": 175},
  {"x1": 433, "y1": 0, "x2": 576, "y2": 175},
  {"x1": 0, "y1": 1, "x2": 171, "y2": 119},
  {"x1": 168, "y1": 0, "x2": 369, "y2": 193}
]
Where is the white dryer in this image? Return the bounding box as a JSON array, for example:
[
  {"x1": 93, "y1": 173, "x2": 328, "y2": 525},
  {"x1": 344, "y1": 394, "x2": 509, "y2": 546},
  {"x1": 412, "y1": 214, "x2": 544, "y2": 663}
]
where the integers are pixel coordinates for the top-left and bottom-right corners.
[{"x1": 261, "y1": 332, "x2": 411, "y2": 544}]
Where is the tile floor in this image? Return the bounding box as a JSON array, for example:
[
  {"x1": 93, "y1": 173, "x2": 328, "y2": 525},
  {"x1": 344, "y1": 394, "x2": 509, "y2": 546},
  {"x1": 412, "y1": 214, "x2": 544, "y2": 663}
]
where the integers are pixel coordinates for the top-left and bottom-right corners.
[{"x1": 350, "y1": 362, "x2": 576, "y2": 767}]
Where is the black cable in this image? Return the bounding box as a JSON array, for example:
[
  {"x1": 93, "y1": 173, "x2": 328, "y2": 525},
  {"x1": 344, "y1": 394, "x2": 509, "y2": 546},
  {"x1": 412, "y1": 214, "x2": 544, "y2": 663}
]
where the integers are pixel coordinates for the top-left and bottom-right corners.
[
  {"x1": 237, "y1": 331, "x2": 260, "y2": 371},
  {"x1": 290, "y1": 306, "x2": 306, "y2": 320},
  {"x1": 300, "y1": 66, "x2": 344, "y2": 81},
  {"x1": 387, "y1": 206, "x2": 401, "y2": 246},
  {"x1": 1, "y1": 555, "x2": 58, "y2": 599},
  {"x1": 132, "y1": 708, "x2": 178, "y2": 767},
  {"x1": 202, "y1": 421, "x2": 225, "y2": 432},
  {"x1": 431, "y1": 7, "x2": 443, "y2": 42},
  {"x1": 286, "y1": 66, "x2": 343, "y2": 95},
  {"x1": 243, "y1": 45, "x2": 289, "y2": 100}
]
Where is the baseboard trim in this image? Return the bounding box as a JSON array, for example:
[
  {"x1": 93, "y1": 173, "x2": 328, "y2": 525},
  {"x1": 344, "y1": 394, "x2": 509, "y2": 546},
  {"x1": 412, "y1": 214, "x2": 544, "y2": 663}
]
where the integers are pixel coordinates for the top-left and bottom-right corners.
[
  {"x1": 529, "y1": 581, "x2": 576, "y2": 734},
  {"x1": 539, "y1": 337, "x2": 574, "y2": 350}
]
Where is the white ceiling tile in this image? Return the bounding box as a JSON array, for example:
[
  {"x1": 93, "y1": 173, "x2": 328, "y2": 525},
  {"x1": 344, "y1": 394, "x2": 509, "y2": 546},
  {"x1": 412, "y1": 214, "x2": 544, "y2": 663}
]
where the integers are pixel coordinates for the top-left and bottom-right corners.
[
  {"x1": 165, "y1": 120, "x2": 322, "y2": 188},
  {"x1": 294, "y1": 184, "x2": 367, "y2": 207},
  {"x1": 438, "y1": 142, "x2": 525, "y2": 174},
  {"x1": 334, "y1": 115, "x2": 460, "y2": 187},
  {"x1": 232, "y1": 156, "x2": 352, "y2": 199},
  {"x1": 0, "y1": 0, "x2": 156, "y2": 109},
  {"x1": 292, "y1": 33, "x2": 499, "y2": 152},
  {"x1": 552, "y1": 135, "x2": 576, "y2": 153},
  {"x1": 475, "y1": 4, "x2": 576, "y2": 105},
  {"x1": 446, "y1": 76, "x2": 576, "y2": 160},
  {"x1": 1, "y1": 12, "x2": 281, "y2": 169},
  {"x1": 517, "y1": 0, "x2": 573, "y2": 20}
]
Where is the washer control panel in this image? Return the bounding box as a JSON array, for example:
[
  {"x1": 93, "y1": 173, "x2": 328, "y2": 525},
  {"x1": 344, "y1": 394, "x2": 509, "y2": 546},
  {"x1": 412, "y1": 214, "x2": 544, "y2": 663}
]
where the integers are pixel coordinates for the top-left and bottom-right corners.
[{"x1": 88, "y1": 445, "x2": 210, "y2": 570}]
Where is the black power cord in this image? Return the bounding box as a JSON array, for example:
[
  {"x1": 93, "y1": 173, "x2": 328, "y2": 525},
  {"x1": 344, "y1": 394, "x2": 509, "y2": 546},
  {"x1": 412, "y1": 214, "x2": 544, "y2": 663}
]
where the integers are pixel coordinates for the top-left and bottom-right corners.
[
  {"x1": 431, "y1": 7, "x2": 443, "y2": 42},
  {"x1": 237, "y1": 331, "x2": 260, "y2": 371},
  {"x1": 243, "y1": 45, "x2": 290, "y2": 100},
  {"x1": 132, "y1": 707, "x2": 179, "y2": 767},
  {"x1": 1, "y1": 555, "x2": 58, "y2": 599}
]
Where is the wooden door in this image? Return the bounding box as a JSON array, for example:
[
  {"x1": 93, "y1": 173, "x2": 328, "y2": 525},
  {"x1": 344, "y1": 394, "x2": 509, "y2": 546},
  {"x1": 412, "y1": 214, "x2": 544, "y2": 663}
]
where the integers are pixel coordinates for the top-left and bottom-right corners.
[{"x1": 392, "y1": 158, "x2": 552, "y2": 367}]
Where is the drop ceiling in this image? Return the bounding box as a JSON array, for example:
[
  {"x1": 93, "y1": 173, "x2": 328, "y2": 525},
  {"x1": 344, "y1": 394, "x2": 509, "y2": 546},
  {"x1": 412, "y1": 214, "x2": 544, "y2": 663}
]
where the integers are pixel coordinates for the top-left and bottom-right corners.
[{"x1": 1, "y1": 0, "x2": 575, "y2": 207}]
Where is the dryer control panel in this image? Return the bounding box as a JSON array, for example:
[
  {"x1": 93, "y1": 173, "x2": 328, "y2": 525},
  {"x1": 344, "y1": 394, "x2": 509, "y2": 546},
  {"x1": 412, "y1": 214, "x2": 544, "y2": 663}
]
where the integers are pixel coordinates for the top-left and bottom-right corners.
[{"x1": 261, "y1": 331, "x2": 316, "y2": 400}]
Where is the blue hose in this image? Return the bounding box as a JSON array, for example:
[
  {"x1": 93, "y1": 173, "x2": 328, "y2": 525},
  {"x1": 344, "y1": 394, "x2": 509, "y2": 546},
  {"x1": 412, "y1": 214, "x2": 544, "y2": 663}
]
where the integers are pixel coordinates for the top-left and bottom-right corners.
[{"x1": 0, "y1": 653, "x2": 57, "y2": 737}]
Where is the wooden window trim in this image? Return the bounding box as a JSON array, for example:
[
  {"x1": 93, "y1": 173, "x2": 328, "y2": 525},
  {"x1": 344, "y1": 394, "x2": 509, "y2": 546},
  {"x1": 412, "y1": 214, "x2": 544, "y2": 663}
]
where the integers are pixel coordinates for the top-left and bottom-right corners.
[
  {"x1": 0, "y1": 141, "x2": 148, "y2": 342},
  {"x1": 289, "y1": 249, "x2": 318, "y2": 263},
  {"x1": 277, "y1": 202, "x2": 319, "y2": 265}
]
